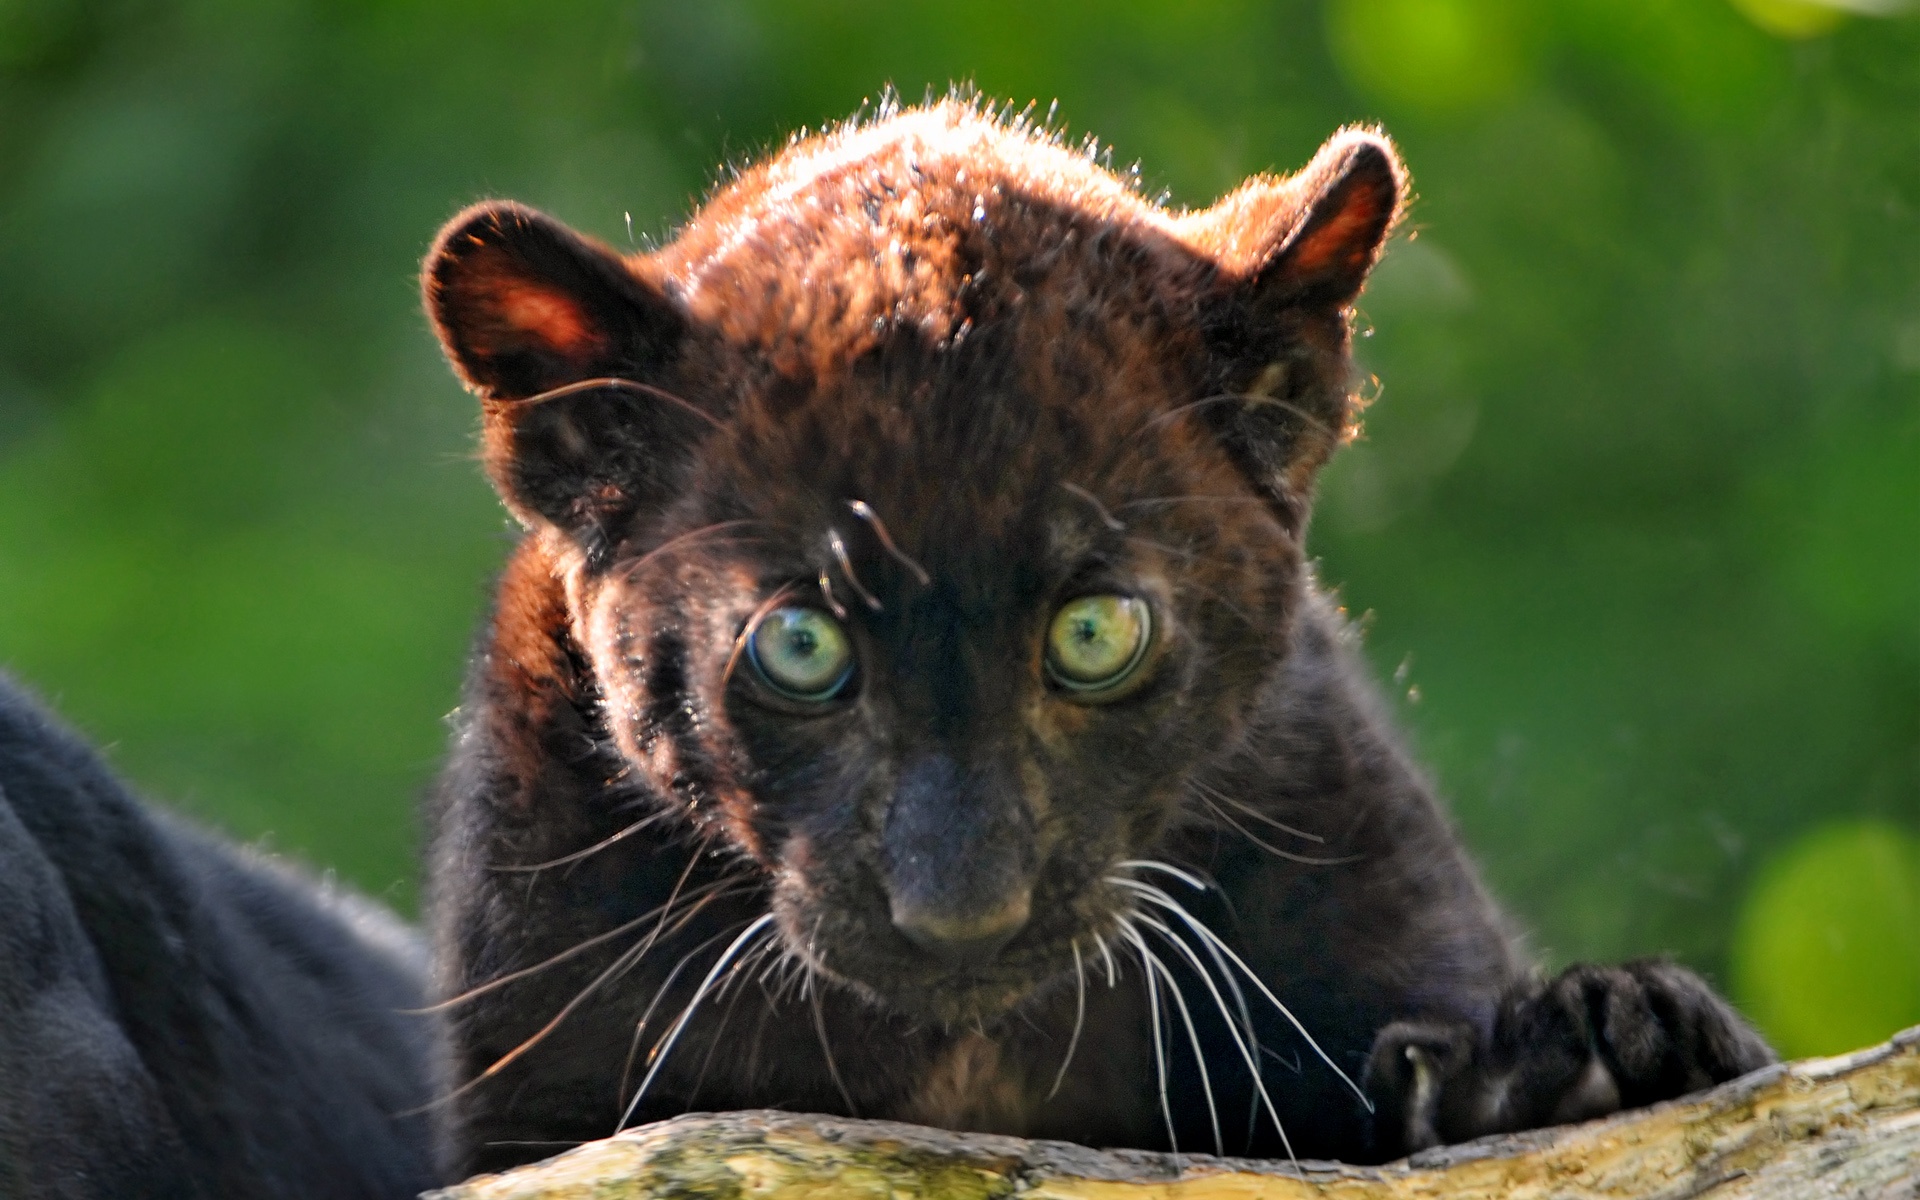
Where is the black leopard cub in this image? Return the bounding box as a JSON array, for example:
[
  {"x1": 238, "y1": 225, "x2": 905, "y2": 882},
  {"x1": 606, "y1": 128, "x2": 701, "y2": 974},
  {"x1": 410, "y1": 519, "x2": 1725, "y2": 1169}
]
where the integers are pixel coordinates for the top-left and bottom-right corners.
[{"x1": 419, "y1": 100, "x2": 1774, "y2": 1178}]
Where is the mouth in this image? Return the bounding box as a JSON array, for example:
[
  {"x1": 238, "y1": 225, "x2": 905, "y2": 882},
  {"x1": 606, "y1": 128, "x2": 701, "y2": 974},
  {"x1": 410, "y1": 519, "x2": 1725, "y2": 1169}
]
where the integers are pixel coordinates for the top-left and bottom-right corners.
[{"x1": 793, "y1": 898, "x2": 1136, "y2": 1026}]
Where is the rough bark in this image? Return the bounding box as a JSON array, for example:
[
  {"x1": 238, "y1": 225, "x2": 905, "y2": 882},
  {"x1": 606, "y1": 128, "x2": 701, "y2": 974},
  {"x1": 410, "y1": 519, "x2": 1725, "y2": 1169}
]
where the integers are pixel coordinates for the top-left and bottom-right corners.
[{"x1": 430, "y1": 1025, "x2": 1920, "y2": 1199}]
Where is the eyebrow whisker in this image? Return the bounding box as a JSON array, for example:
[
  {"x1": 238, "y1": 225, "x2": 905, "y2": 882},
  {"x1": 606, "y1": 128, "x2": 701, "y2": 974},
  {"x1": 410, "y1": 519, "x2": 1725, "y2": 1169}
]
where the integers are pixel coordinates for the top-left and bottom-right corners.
[
  {"x1": 828, "y1": 529, "x2": 883, "y2": 611},
  {"x1": 845, "y1": 499, "x2": 931, "y2": 587},
  {"x1": 1133, "y1": 392, "x2": 1337, "y2": 444},
  {"x1": 816, "y1": 571, "x2": 849, "y2": 619},
  {"x1": 501, "y1": 376, "x2": 725, "y2": 430},
  {"x1": 1060, "y1": 481, "x2": 1125, "y2": 532}
]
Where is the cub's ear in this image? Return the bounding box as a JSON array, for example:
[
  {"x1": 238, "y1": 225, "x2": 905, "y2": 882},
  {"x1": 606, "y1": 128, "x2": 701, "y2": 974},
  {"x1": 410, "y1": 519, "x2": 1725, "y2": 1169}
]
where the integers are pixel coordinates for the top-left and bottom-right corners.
[
  {"x1": 423, "y1": 201, "x2": 682, "y2": 399},
  {"x1": 1235, "y1": 129, "x2": 1403, "y2": 310},
  {"x1": 423, "y1": 202, "x2": 712, "y2": 559},
  {"x1": 1181, "y1": 129, "x2": 1405, "y2": 527}
]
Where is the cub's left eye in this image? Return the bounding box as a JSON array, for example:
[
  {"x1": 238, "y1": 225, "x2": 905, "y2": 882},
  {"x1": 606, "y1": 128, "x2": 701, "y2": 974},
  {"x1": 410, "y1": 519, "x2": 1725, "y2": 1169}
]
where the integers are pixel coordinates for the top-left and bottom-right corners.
[
  {"x1": 1046, "y1": 594, "x2": 1152, "y2": 694},
  {"x1": 747, "y1": 606, "x2": 855, "y2": 702}
]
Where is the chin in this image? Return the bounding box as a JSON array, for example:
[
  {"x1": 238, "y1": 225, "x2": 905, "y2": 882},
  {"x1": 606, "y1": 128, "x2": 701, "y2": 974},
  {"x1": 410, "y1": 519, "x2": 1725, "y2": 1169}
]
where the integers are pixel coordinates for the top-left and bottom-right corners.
[
  {"x1": 863, "y1": 964, "x2": 1065, "y2": 1027},
  {"x1": 791, "y1": 912, "x2": 1079, "y2": 1025}
]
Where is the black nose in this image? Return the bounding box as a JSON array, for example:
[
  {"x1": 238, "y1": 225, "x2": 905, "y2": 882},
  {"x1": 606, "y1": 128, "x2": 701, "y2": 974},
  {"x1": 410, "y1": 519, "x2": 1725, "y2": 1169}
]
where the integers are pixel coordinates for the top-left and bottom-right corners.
[
  {"x1": 881, "y1": 753, "x2": 1037, "y2": 967},
  {"x1": 890, "y1": 887, "x2": 1032, "y2": 965}
]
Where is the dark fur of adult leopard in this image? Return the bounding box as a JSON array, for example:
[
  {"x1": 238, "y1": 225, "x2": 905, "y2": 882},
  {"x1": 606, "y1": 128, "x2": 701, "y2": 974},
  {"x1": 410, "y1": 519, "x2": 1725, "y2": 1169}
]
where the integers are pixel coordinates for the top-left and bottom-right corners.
[
  {"x1": 420, "y1": 99, "x2": 1774, "y2": 1180},
  {"x1": 0, "y1": 675, "x2": 437, "y2": 1198}
]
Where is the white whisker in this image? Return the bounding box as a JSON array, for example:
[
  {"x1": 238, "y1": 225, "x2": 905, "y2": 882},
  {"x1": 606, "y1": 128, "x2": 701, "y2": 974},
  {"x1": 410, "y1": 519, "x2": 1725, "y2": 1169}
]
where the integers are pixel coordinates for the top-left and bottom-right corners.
[
  {"x1": 721, "y1": 937, "x2": 781, "y2": 1003},
  {"x1": 423, "y1": 872, "x2": 748, "y2": 1014},
  {"x1": 1116, "y1": 858, "x2": 1209, "y2": 891},
  {"x1": 811, "y1": 973, "x2": 857, "y2": 1113},
  {"x1": 1140, "y1": 935, "x2": 1223, "y2": 1153},
  {"x1": 1121, "y1": 881, "x2": 1259, "y2": 1048},
  {"x1": 689, "y1": 937, "x2": 778, "y2": 1100},
  {"x1": 445, "y1": 876, "x2": 751, "y2": 1114},
  {"x1": 1189, "y1": 790, "x2": 1359, "y2": 866},
  {"x1": 1114, "y1": 870, "x2": 1372, "y2": 1112},
  {"x1": 490, "y1": 807, "x2": 682, "y2": 873},
  {"x1": 1188, "y1": 779, "x2": 1327, "y2": 844},
  {"x1": 617, "y1": 913, "x2": 777, "y2": 1131},
  {"x1": 1092, "y1": 928, "x2": 1120, "y2": 987},
  {"x1": 803, "y1": 915, "x2": 856, "y2": 1113},
  {"x1": 617, "y1": 930, "x2": 728, "y2": 1117},
  {"x1": 1047, "y1": 940, "x2": 1089, "y2": 1101},
  {"x1": 1127, "y1": 906, "x2": 1290, "y2": 1160},
  {"x1": 1120, "y1": 917, "x2": 1180, "y2": 1157}
]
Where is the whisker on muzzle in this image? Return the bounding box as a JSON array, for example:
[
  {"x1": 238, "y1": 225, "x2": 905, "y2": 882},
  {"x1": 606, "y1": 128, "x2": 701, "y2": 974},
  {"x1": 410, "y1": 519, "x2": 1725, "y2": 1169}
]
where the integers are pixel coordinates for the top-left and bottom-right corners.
[{"x1": 616, "y1": 913, "x2": 779, "y2": 1132}]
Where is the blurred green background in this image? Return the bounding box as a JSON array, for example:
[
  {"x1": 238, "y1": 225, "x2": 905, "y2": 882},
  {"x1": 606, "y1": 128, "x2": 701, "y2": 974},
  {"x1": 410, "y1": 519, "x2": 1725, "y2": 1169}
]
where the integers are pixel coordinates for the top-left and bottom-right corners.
[{"x1": 0, "y1": 0, "x2": 1914, "y2": 1060}]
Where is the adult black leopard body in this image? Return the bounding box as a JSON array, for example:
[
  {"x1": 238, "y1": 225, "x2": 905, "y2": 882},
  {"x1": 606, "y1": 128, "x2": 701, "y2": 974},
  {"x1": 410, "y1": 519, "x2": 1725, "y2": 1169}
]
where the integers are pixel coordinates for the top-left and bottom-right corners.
[{"x1": 0, "y1": 676, "x2": 436, "y2": 1199}]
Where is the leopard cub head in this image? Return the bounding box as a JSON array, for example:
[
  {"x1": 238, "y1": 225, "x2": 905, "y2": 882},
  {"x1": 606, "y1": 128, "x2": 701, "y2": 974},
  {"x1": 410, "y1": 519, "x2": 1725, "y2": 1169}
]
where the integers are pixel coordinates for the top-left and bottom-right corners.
[{"x1": 423, "y1": 101, "x2": 1402, "y2": 1023}]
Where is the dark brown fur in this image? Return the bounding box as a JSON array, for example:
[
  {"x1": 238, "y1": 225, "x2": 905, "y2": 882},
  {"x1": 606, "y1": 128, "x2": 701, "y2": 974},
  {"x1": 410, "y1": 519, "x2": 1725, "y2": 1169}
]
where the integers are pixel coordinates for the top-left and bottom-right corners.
[{"x1": 420, "y1": 101, "x2": 1771, "y2": 1179}]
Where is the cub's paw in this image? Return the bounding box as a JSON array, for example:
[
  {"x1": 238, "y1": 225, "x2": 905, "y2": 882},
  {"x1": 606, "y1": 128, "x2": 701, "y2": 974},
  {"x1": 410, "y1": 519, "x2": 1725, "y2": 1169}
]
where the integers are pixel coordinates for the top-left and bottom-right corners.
[{"x1": 1364, "y1": 959, "x2": 1775, "y2": 1159}]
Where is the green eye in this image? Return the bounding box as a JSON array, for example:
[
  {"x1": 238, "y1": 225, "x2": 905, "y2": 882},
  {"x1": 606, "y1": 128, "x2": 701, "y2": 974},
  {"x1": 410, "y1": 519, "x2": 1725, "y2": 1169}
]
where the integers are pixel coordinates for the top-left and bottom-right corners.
[
  {"x1": 748, "y1": 606, "x2": 855, "y2": 701},
  {"x1": 1046, "y1": 595, "x2": 1152, "y2": 692}
]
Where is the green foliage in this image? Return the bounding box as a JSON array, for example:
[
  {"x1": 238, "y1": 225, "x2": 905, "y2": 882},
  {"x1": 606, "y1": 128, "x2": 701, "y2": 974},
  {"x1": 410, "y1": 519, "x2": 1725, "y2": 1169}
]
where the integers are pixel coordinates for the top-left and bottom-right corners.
[
  {"x1": 1326, "y1": 0, "x2": 1538, "y2": 116},
  {"x1": 1732, "y1": 820, "x2": 1920, "y2": 1057},
  {"x1": 0, "y1": 0, "x2": 1914, "y2": 1050}
]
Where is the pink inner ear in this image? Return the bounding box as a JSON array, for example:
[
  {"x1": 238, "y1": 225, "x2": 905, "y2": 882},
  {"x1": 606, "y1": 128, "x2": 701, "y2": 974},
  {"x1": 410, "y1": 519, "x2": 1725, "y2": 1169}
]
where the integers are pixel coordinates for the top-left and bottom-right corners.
[
  {"x1": 492, "y1": 279, "x2": 598, "y2": 356},
  {"x1": 1287, "y1": 189, "x2": 1384, "y2": 281}
]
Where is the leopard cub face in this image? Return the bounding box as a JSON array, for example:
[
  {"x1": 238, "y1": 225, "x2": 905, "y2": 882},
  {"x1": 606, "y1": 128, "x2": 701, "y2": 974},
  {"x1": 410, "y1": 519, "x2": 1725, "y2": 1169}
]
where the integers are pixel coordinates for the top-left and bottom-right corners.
[{"x1": 424, "y1": 101, "x2": 1402, "y2": 1023}]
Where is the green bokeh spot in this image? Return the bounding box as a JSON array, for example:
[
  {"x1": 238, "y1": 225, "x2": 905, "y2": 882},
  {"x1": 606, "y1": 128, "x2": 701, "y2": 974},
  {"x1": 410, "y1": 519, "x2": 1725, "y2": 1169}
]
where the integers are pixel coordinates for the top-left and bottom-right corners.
[
  {"x1": 1725, "y1": 0, "x2": 1849, "y2": 39},
  {"x1": 1732, "y1": 820, "x2": 1920, "y2": 1058},
  {"x1": 1325, "y1": 0, "x2": 1533, "y2": 116}
]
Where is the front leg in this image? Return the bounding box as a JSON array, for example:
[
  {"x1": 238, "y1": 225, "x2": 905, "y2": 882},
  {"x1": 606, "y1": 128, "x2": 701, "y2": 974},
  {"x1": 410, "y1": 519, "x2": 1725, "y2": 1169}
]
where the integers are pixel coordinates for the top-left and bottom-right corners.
[{"x1": 1365, "y1": 958, "x2": 1776, "y2": 1159}]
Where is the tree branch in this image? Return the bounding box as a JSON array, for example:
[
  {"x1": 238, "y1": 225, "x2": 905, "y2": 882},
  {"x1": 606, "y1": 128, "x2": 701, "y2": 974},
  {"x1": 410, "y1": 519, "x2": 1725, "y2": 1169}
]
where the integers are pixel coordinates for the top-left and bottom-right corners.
[{"x1": 430, "y1": 1025, "x2": 1920, "y2": 1199}]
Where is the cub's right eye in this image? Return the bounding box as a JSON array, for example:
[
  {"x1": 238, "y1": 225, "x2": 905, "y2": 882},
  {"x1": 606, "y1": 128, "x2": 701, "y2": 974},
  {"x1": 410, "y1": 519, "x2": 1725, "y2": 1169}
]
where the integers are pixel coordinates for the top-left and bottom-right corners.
[{"x1": 746, "y1": 606, "x2": 856, "y2": 702}]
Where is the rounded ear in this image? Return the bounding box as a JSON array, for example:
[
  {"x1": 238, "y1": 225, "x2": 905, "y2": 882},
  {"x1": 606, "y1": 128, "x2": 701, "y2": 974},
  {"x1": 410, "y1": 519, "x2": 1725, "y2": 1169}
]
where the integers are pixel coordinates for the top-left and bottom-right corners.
[
  {"x1": 1182, "y1": 129, "x2": 1407, "y2": 528},
  {"x1": 1247, "y1": 130, "x2": 1405, "y2": 309},
  {"x1": 422, "y1": 201, "x2": 685, "y2": 400},
  {"x1": 422, "y1": 202, "x2": 711, "y2": 560}
]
